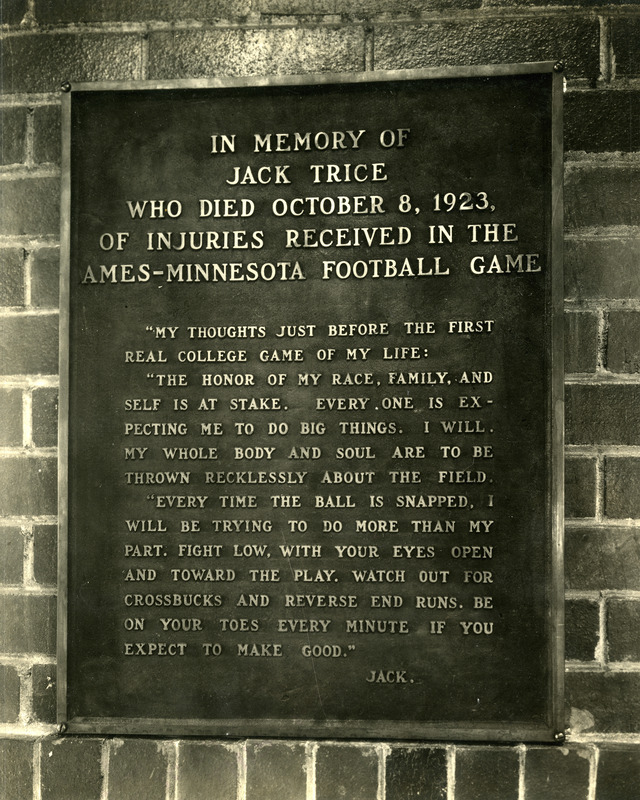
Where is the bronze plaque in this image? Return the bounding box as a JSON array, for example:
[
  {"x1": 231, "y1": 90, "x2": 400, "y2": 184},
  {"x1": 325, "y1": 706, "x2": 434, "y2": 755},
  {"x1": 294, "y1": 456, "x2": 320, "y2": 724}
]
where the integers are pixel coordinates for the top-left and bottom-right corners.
[{"x1": 59, "y1": 65, "x2": 564, "y2": 741}]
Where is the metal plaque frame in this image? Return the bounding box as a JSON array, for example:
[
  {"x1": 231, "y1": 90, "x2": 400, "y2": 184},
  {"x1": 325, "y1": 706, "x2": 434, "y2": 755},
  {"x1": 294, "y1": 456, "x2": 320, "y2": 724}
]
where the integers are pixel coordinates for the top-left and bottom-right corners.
[{"x1": 58, "y1": 63, "x2": 564, "y2": 741}]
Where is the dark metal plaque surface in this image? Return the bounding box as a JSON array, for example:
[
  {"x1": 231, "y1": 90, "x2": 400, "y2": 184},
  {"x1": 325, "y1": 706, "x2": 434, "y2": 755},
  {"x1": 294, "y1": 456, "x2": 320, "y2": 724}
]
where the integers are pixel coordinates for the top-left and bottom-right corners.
[{"x1": 59, "y1": 65, "x2": 563, "y2": 741}]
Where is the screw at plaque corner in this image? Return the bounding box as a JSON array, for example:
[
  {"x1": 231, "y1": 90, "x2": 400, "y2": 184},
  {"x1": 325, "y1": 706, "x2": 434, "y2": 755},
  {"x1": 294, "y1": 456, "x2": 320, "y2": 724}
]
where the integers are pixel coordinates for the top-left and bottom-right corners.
[
  {"x1": 554, "y1": 731, "x2": 566, "y2": 743},
  {"x1": 57, "y1": 722, "x2": 68, "y2": 735},
  {"x1": 60, "y1": 81, "x2": 71, "y2": 93},
  {"x1": 553, "y1": 62, "x2": 564, "y2": 73}
]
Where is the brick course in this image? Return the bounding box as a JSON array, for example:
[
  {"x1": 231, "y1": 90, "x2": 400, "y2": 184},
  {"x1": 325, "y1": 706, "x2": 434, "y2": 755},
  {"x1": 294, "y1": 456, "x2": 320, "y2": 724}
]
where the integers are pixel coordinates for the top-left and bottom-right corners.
[
  {"x1": 148, "y1": 27, "x2": 366, "y2": 79},
  {"x1": 374, "y1": 18, "x2": 599, "y2": 76},
  {"x1": 1, "y1": 33, "x2": 142, "y2": 93}
]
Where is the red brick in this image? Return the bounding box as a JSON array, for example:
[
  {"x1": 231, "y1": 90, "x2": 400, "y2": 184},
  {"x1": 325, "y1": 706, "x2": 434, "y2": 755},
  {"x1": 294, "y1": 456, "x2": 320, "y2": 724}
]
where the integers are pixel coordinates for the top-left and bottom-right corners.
[
  {"x1": 566, "y1": 385, "x2": 640, "y2": 445},
  {"x1": 454, "y1": 747, "x2": 518, "y2": 800},
  {"x1": 32, "y1": 387, "x2": 58, "y2": 448},
  {"x1": 566, "y1": 672, "x2": 640, "y2": 733},
  {"x1": 0, "y1": 525, "x2": 24, "y2": 584},
  {"x1": 607, "y1": 599, "x2": 640, "y2": 662},
  {"x1": 108, "y1": 740, "x2": 168, "y2": 800},
  {"x1": 41, "y1": 738, "x2": 103, "y2": 800},
  {"x1": 0, "y1": 177, "x2": 60, "y2": 236},
  {"x1": 565, "y1": 311, "x2": 598, "y2": 373},
  {"x1": 0, "y1": 388, "x2": 22, "y2": 446},
  {"x1": 565, "y1": 165, "x2": 640, "y2": 229},
  {"x1": 596, "y1": 747, "x2": 640, "y2": 800},
  {"x1": 32, "y1": 663, "x2": 57, "y2": 723},
  {"x1": 605, "y1": 457, "x2": 640, "y2": 518},
  {"x1": 0, "y1": 594, "x2": 56, "y2": 654},
  {"x1": 565, "y1": 236, "x2": 640, "y2": 301},
  {"x1": 148, "y1": 28, "x2": 365, "y2": 79},
  {"x1": 374, "y1": 18, "x2": 599, "y2": 78},
  {"x1": 566, "y1": 528, "x2": 640, "y2": 591},
  {"x1": 0, "y1": 739, "x2": 34, "y2": 799},
  {"x1": 316, "y1": 745, "x2": 378, "y2": 800},
  {"x1": 0, "y1": 664, "x2": 20, "y2": 723},
  {"x1": 247, "y1": 742, "x2": 306, "y2": 800},
  {"x1": 565, "y1": 89, "x2": 640, "y2": 153},
  {"x1": 607, "y1": 309, "x2": 640, "y2": 373},
  {"x1": 33, "y1": 524, "x2": 58, "y2": 586},
  {"x1": 0, "y1": 315, "x2": 59, "y2": 375},
  {"x1": 524, "y1": 747, "x2": 591, "y2": 800},
  {"x1": 33, "y1": 106, "x2": 61, "y2": 165},
  {"x1": 0, "y1": 107, "x2": 27, "y2": 165},
  {"x1": 0, "y1": 457, "x2": 57, "y2": 516},
  {"x1": 566, "y1": 598, "x2": 599, "y2": 662},
  {"x1": 177, "y1": 742, "x2": 238, "y2": 800},
  {"x1": 611, "y1": 18, "x2": 640, "y2": 78},
  {"x1": 565, "y1": 457, "x2": 597, "y2": 519},
  {"x1": 1, "y1": 33, "x2": 141, "y2": 94},
  {"x1": 386, "y1": 747, "x2": 447, "y2": 800},
  {"x1": 39, "y1": 0, "x2": 251, "y2": 22},
  {"x1": 0, "y1": 247, "x2": 25, "y2": 306},
  {"x1": 31, "y1": 248, "x2": 60, "y2": 308}
]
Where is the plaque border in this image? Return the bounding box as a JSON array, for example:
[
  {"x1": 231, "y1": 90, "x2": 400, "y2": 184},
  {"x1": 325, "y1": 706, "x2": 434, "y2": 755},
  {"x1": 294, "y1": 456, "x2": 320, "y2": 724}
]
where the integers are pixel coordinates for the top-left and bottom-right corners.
[{"x1": 58, "y1": 62, "x2": 564, "y2": 742}]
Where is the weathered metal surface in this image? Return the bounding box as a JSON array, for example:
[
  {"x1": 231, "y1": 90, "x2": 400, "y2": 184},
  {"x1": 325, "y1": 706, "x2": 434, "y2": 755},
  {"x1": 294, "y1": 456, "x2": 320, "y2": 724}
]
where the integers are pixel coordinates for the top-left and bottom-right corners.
[{"x1": 58, "y1": 65, "x2": 563, "y2": 740}]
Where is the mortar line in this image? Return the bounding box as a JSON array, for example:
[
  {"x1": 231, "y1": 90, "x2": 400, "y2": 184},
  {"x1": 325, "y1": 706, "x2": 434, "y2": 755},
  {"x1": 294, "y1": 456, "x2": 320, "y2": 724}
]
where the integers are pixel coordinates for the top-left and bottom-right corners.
[
  {"x1": 596, "y1": 593, "x2": 607, "y2": 666},
  {"x1": 377, "y1": 742, "x2": 387, "y2": 800},
  {"x1": 23, "y1": 522, "x2": 35, "y2": 586},
  {"x1": 595, "y1": 454, "x2": 605, "y2": 522},
  {"x1": 24, "y1": 248, "x2": 33, "y2": 307},
  {"x1": 599, "y1": 16, "x2": 613, "y2": 84},
  {"x1": 596, "y1": 307, "x2": 607, "y2": 372},
  {"x1": 33, "y1": 738, "x2": 41, "y2": 800},
  {"x1": 517, "y1": 744, "x2": 526, "y2": 800},
  {"x1": 306, "y1": 741, "x2": 317, "y2": 800},
  {"x1": 100, "y1": 739, "x2": 110, "y2": 800},
  {"x1": 446, "y1": 745, "x2": 456, "y2": 800},
  {"x1": 588, "y1": 745, "x2": 599, "y2": 800},
  {"x1": 166, "y1": 740, "x2": 179, "y2": 800},
  {"x1": 238, "y1": 741, "x2": 247, "y2": 800},
  {"x1": 364, "y1": 25, "x2": 374, "y2": 72}
]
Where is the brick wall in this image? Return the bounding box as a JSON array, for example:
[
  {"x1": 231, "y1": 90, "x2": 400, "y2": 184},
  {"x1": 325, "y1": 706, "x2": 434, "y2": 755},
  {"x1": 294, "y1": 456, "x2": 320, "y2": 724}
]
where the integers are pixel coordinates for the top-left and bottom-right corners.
[{"x1": 1, "y1": 1, "x2": 639, "y2": 797}]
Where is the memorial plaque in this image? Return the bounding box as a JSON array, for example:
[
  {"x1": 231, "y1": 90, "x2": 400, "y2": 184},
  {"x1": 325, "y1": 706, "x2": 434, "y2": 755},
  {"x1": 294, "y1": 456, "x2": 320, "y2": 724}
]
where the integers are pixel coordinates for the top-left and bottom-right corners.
[{"x1": 59, "y1": 64, "x2": 564, "y2": 741}]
